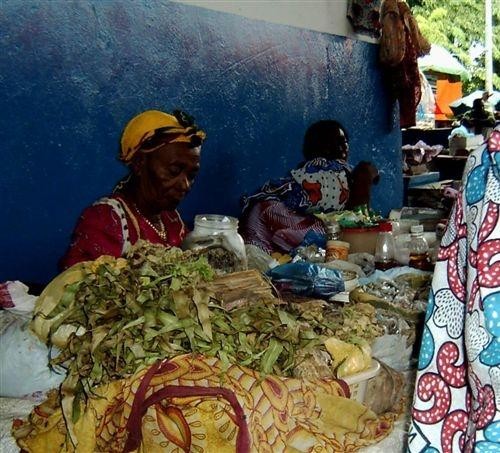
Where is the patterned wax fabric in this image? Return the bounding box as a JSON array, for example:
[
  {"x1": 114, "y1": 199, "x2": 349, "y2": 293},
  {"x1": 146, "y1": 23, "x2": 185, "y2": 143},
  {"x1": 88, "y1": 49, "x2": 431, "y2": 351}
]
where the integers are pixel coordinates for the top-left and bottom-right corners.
[
  {"x1": 60, "y1": 194, "x2": 186, "y2": 269},
  {"x1": 13, "y1": 354, "x2": 398, "y2": 452},
  {"x1": 240, "y1": 158, "x2": 351, "y2": 253},
  {"x1": 243, "y1": 158, "x2": 351, "y2": 215},
  {"x1": 379, "y1": 0, "x2": 430, "y2": 129},
  {"x1": 239, "y1": 199, "x2": 326, "y2": 254},
  {"x1": 120, "y1": 110, "x2": 206, "y2": 163},
  {"x1": 409, "y1": 128, "x2": 500, "y2": 452},
  {"x1": 289, "y1": 159, "x2": 350, "y2": 213}
]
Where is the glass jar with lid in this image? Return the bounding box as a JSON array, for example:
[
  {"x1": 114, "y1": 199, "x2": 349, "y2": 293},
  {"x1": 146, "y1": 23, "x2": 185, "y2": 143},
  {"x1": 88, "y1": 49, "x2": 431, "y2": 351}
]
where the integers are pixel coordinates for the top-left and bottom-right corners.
[
  {"x1": 182, "y1": 214, "x2": 247, "y2": 274},
  {"x1": 325, "y1": 220, "x2": 350, "y2": 262},
  {"x1": 325, "y1": 220, "x2": 341, "y2": 241}
]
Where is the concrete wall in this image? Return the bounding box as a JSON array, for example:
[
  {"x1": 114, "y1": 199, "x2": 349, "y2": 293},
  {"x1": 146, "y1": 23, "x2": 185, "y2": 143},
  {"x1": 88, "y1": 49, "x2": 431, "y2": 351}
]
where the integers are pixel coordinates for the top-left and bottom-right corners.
[
  {"x1": 0, "y1": 0, "x2": 402, "y2": 284},
  {"x1": 174, "y1": 0, "x2": 379, "y2": 43}
]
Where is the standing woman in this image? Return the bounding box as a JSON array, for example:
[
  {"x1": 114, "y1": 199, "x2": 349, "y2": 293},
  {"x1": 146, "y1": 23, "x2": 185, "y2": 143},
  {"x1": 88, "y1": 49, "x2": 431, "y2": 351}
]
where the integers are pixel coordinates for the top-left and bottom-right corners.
[
  {"x1": 239, "y1": 120, "x2": 379, "y2": 254},
  {"x1": 409, "y1": 126, "x2": 500, "y2": 452},
  {"x1": 60, "y1": 110, "x2": 206, "y2": 269}
]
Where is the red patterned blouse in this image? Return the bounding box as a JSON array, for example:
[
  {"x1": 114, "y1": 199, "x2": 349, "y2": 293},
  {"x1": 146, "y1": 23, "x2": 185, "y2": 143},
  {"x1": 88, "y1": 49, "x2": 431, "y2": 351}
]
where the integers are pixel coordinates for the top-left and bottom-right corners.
[{"x1": 60, "y1": 194, "x2": 187, "y2": 270}]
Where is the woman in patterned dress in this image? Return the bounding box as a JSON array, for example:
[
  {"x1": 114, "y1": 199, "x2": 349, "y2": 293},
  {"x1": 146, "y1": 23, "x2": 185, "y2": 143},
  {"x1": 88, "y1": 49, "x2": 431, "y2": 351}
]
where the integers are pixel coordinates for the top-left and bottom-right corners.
[
  {"x1": 60, "y1": 109, "x2": 206, "y2": 269},
  {"x1": 239, "y1": 120, "x2": 379, "y2": 254},
  {"x1": 409, "y1": 126, "x2": 500, "y2": 452}
]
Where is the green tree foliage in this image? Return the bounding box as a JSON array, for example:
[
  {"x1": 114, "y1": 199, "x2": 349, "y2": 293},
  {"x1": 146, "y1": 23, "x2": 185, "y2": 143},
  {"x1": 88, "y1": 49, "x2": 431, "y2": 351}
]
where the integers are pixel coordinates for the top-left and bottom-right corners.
[{"x1": 407, "y1": 0, "x2": 500, "y2": 91}]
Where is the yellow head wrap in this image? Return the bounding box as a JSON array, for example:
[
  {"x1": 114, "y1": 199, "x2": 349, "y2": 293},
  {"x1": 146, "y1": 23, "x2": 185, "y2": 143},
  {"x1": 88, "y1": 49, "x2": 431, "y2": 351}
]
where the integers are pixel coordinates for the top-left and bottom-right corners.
[{"x1": 120, "y1": 110, "x2": 206, "y2": 163}]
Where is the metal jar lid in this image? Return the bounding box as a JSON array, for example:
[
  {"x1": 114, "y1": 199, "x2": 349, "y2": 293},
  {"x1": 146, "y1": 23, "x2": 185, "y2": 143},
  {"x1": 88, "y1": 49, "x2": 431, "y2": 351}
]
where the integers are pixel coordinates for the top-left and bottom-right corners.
[{"x1": 326, "y1": 222, "x2": 341, "y2": 234}]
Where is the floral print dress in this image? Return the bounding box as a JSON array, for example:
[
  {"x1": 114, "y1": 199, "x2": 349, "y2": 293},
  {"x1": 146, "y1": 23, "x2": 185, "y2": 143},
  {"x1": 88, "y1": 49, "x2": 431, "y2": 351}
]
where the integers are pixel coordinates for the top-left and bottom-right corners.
[{"x1": 409, "y1": 128, "x2": 500, "y2": 452}]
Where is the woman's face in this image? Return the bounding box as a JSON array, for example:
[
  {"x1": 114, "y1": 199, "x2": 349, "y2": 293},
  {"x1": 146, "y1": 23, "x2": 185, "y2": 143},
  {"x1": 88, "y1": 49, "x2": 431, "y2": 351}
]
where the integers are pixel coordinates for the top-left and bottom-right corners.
[
  {"x1": 135, "y1": 142, "x2": 201, "y2": 213},
  {"x1": 334, "y1": 128, "x2": 349, "y2": 162}
]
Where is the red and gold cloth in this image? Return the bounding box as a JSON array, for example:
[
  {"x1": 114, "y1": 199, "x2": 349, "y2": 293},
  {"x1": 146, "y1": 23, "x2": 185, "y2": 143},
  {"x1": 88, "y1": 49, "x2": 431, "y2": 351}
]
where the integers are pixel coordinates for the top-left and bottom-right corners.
[{"x1": 13, "y1": 355, "x2": 397, "y2": 452}]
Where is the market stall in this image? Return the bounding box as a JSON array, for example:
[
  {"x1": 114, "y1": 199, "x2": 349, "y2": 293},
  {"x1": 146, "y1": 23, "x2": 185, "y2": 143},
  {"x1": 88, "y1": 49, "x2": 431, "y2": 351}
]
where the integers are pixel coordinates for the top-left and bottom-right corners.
[
  {"x1": 0, "y1": 207, "x2": 434, "y2": 452},
  {"x1": 0, "y1": 1, "x2": 440, "y2": 452}
]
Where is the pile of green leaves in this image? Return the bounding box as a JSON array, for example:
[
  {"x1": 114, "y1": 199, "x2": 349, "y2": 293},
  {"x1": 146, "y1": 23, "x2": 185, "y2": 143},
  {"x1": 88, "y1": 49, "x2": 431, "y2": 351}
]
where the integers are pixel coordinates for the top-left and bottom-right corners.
[
  {"x1": 201, "y1": 303, "x2": 326, "y2": 376},
  {"x1": 33, "y1": 241, "x2": 384, "y2": 428},
  {"x1": 316, "y1": 205, "x2": 382, "y2": 228},
  {"x1": 39, "y1": 243, "x2": 215, "y2": 396}
]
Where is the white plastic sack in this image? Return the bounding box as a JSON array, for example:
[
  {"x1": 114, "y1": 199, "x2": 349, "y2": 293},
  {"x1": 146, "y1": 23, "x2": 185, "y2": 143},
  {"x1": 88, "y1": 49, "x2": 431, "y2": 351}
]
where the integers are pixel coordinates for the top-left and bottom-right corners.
[
  {"x1": 0, "y1": 311, "x2": 64, "y2": 398},
  {"x1": 0, "y1": 281, "x2": 64, "y2": 398},
  {"x1": 0, "y1": 281, "x2": 36, "y2": 319},
  {"x1": 371, "y1": 334, "x2": 413, "y2": 372}
]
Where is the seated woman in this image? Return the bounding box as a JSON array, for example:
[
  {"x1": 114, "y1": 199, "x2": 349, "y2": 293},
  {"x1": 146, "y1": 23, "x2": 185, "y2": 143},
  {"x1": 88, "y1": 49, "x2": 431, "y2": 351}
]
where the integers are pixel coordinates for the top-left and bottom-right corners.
[
  {"x1": 449, "y1": 117, "x2": 474, "y2": 139},
  {"x1": 240, "y1": 120, "x2": 379, "y2": 254},
  {"x1": 464, "y1": 98, "x2": 496, "y2": 139},
  {"x1": 60, "y1": 109, "x2": 206, "y2": 269}
]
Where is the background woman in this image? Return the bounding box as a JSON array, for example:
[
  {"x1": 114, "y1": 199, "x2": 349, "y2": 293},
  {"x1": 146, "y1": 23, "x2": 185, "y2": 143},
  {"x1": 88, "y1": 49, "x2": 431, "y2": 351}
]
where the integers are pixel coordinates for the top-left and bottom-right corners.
[
  {"x1": 464, "y1": 98, "x2": 496, "y2": 139},
  {"x1": 60, "y1": 109, "x2": 206, "y2": 269},
  {"x1": 239, "y1": 120, "x2": 379, "y2": 254}
]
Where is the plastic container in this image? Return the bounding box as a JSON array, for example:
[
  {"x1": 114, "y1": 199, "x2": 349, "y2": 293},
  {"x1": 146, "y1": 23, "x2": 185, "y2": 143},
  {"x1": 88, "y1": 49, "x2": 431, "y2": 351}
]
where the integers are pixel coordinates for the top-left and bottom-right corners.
[
  {"x1": 409, "y1": 224, "x2": 431, "y2": 271},
  {"x1": 183, "y1": 215, "x2": 247, "y2": 274},
  {"x1": 325, "y1": 240, "x2": 350, "y2": 262},
  {"x1": 329, "y1": 270, "x2": 359, "y2": 303},
  {"x1": 341, "y1": 360, "x2": 381, "y2": 403},
  {"x1": 340, "y1": 226, "x2": 379, "y2": 254},
  {"x1": 397, "y1": 218, "x2": 419, "y2": 234},
  {"x1": 374, "y1": 222, "x2": 397, "y2": 270},
  {"x1": 394, "y1": 234, "x2": 411, "y2": 265}
]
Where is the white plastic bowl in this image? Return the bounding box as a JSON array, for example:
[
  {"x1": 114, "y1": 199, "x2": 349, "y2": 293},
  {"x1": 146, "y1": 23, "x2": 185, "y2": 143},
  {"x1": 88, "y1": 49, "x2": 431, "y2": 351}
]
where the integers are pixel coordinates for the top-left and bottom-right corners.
[{"x1": 341, "y1": 359, "x2": 380, "y2": 403}]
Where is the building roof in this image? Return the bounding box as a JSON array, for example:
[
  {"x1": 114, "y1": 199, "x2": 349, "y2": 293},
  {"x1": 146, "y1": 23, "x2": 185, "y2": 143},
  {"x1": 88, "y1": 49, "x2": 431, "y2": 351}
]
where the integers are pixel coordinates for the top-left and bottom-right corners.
[{"x1": 418, "y1": 44, "x2": 469, "y2": 80}]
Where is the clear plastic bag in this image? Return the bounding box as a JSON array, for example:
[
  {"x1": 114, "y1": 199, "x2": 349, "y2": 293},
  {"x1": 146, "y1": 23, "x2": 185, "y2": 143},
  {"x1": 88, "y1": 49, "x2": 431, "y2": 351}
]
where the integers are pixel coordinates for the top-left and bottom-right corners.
[
  {"x1": 245, "y1": 244, "x2": 279, "y2": 273},
  {"x1": 371, "y1": 334, "x2": 413, "y2": 371}
]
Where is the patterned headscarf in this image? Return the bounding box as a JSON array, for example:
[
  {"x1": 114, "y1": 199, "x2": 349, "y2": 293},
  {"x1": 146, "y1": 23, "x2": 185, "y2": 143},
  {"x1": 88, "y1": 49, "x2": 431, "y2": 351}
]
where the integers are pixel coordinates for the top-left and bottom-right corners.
[{"x1": 120, "y1": 109, "x2": 206, "y2": 163}]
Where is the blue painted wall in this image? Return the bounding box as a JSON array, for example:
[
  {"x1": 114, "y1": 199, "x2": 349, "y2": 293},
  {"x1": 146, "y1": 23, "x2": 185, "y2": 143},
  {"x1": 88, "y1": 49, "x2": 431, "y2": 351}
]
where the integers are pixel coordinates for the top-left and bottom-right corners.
[{"x1": 0, "y1": 0, "x2": 402, "y2": 284}]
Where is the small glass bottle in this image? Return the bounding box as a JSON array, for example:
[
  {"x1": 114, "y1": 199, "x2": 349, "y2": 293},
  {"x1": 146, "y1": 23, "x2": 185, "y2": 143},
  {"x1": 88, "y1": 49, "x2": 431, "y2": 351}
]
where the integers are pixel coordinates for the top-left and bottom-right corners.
[
  {"x1": 326, "y1": 221, "x2": 341, "y2": 241},
  {"x1": 409, "y1": 224, "x2": 431, "y2": 270},
  {"x1": 374, "y1": 222, "x2": 397, "y2": 270}
]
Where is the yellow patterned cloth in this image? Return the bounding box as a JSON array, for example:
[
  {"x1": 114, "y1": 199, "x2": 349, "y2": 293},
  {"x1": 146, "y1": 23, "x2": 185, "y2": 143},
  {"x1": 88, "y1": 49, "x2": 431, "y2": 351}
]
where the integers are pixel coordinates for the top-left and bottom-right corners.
[
  {"x1": 13, "y1": 355, "x2": 397, "y2": 452},
  {"x1": 120, "y1": 110, "x2": 206, "y2": 163}
]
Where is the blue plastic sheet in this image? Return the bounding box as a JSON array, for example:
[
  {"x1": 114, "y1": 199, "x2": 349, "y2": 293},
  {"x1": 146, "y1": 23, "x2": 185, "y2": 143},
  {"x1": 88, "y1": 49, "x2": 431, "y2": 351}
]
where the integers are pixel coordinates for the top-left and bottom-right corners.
[
  {"x1": 267, "y1": 262, "x2": 344, "y2": 298},
  {"x1": 297, "y1": 230, "x2": 326, "y2": 250}
]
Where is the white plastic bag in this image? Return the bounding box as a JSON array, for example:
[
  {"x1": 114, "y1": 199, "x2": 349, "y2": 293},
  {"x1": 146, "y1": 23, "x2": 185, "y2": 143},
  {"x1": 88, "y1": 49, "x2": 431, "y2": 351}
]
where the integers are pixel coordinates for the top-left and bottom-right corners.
[
  {"x1": 371, "y1": 333, "x2": 413, "y2": 372},
  {"x1": 0, "y1": 281, "x2": 64, "y2": 398},
  {"x1": 0, "y1": 281, "x2": 36, "y2": 319}
]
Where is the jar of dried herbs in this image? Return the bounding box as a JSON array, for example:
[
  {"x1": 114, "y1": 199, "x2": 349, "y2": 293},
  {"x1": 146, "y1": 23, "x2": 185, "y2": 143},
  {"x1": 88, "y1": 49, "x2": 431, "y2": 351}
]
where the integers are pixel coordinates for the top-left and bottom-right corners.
[{"x1": 182, "y1": 215, "x2": 247, "y2": 274}]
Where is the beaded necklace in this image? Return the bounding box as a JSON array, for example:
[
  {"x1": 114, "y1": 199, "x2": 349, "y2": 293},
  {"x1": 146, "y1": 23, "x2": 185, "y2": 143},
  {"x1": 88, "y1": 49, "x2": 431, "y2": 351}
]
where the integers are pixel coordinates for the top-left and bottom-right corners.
[{"x1": 133, "y1": 204, "x2": 168, "y2": 241}]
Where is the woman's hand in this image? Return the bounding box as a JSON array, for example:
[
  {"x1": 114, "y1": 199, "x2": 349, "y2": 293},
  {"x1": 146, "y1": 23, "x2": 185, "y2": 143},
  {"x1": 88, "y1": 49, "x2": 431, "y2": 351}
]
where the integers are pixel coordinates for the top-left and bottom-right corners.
[
  {"x1": 352, "y1": 161, "x2": 380, "y2": 185},
  {"x1": 347, "y1": 161, "x2": 380, "y2": 209}
]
